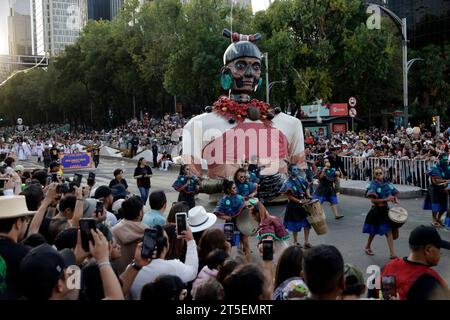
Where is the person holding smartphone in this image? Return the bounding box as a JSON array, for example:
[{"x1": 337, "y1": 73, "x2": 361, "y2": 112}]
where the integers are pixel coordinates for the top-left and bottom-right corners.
[
  {"x1": 172, "y1": 165, "x2": 199, "y2": 209},
  {"x1": 133, "y1": 158, "x2": 153, "y2": 206},
  {"x1": 381, "y1": 225, "x2": 450, "y2": 300},
  {"x1": 248, "y1": 198, "x2": 289, "y2": 261},
  {"x1": 363, "y1": 167, "x2": 399, "y2": 259}
]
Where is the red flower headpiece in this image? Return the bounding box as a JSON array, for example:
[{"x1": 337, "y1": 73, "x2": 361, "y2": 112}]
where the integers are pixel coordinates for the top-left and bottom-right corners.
[{"x1": 212, "y1": 96, "x2": 274, "y2": 125}]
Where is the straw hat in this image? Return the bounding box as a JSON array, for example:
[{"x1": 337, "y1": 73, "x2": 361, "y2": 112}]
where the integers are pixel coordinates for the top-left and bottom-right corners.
[
  {"x1": 0, "y1": 196, "x2": 36, "y2": 219},
  {"x1": 187, "y1": 206, "x2": 217, "y2": 233}
]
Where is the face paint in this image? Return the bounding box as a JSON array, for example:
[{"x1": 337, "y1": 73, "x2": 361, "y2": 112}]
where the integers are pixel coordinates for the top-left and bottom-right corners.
[{"x1": 290, "y1": 166, "x2": 299, "y2": 177}]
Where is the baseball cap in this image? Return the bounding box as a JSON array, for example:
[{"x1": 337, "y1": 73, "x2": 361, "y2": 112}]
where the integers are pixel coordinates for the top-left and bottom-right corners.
[
  {"x1": 15, "y1": 165, "x2": 25, "y2": 172},
  {"x1": 94, "y1": 186, "x2": 112, "y2": 199},
  {"x1": 409, "y1": 225, "x2": 450, "y2": 250},
  {"x1": 20, "y1": 244, "x2": 76, "y2": 300}
]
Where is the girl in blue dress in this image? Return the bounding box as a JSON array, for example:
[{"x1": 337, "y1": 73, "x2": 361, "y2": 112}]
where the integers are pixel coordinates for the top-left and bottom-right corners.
[
  {"x1": 234, "y1": 168, "x2": 258, "y2": 200},
  {"x1": 313, "y1": 158, "x2": 344, "y2": 219},
  {"x1": 363, "y1": 167, "x2": 399, "y2": 259},
  {"x1": 214, "y1": 179, "x2": 250, "y2": 256},
  {"x1": 279, "y1": 164, "x2": 312, "y2": 248},
  {"x1": 172, "y1": 164, "x2": 199, "y2": 209}
]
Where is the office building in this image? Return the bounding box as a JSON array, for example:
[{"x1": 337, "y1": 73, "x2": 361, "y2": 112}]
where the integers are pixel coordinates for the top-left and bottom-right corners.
[
  {"x1": 8, "y1": 0, "x2": 33, "y2": 56},
  {"x1": 88, "y1": 0, "x2": 111, "y2": 20},
  {"x1": 387, "y1": 0, "x2": 450, "y2": 47},
  {"x1": 31, "y1": 0, "x2": 88, "y2": 56}
]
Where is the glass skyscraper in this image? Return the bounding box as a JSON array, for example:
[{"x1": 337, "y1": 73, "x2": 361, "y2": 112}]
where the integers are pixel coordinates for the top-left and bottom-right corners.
[
  {"x1": 88, "y1": 0, "x2": 111, "y2": 20},
  {"x1": 387, "y1": 0, "x2": 450, "y2": 47}
]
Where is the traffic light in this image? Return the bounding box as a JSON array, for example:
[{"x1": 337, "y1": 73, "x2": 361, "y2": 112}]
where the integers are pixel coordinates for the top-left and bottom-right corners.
[{"x1": 432, "y1": 116, "x2": 436, "y2": 126}]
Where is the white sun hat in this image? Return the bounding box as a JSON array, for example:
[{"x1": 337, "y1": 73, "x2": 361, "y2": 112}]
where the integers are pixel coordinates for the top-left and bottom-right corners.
[
  {"x1": 0, "y1": 196, "x2": 36, "y2": 219},
  {"x1": 187, "y1": 206, "x2": 217, "y2": 233}
]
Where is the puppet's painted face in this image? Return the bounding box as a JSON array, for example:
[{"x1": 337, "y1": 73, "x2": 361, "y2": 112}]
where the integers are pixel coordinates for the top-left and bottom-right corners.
[
  {"x1": 227, "y1": 57, "x2": 261, "y2": 94},
  {"x1": 289, "y1": 165, "x2": 300, "y2": 177}
]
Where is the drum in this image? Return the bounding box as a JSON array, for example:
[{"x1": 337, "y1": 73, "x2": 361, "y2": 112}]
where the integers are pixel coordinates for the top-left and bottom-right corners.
[
  {"x1": 235, "y1": 208, "x2": 259, "y2": 236},
  {"x1": 388, "y1": 207, "x2": 408, "y2": 229},
  {"x1": 200, "y1": 179, "x2": 223, "y2": 194},
  {"x1": 304, "y1": 199, "x2": 328, "y2": 235}
]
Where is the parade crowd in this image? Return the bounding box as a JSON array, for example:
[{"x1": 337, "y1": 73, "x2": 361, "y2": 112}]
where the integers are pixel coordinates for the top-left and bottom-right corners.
[{"x1": 0, "y1": 141, "x2": 449, "y2": 300}]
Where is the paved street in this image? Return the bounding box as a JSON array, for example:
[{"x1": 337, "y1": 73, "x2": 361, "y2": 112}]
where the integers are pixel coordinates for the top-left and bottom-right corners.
[{"x1": 20, "y1": 156, "x2": 450, "y2": 282}]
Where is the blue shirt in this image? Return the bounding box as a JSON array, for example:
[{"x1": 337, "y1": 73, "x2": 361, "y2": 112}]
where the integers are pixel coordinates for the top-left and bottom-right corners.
[{"x1": 142, "y1": 209, "x2": 166, "y2": 227}]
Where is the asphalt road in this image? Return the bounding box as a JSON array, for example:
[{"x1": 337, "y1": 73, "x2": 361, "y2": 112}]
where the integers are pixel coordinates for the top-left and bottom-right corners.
[{"x1": 20, "y1": 156, "x2": 450, "y2": 283}]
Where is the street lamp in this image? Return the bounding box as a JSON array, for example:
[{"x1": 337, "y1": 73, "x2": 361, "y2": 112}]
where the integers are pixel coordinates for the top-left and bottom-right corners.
[
  {"x1": 268, "y1": 80, "x2": 286, "y2": 105},
  {"x1": 262, "y1": 52, "x2": 269, "y2": 104},
  {"x1": 368, "y1": 3, "x2": 423, "y2": 127}
]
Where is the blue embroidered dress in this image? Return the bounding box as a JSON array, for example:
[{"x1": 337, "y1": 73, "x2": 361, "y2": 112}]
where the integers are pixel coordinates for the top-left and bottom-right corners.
[
  {"x1": 362, "y1": 180, "x2": 399, "y2": 236},
  {"x1": 235, "y1": 181, "x2": 257, "y2": 199},
  {"x1": 172, "y1": 175, "x2": 199, "y2": 209},
  {"x1": 214, "y1": 194, "x2": 246, "y2": 219},
  {"x1": 423, "y1": 163, "x2": 450, "y2": 214},
  {"x1": 279, "y1": 176, "x2": 311, "y2": 232},
  {"x1": 313, "y1": 167, "x2": 338, "y2": 205}
]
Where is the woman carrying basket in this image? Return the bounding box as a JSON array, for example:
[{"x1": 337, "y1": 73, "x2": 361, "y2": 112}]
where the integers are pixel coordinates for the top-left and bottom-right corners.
[
  {"x1": 363, "y1": 167, "x2": 399, "y2": 259},
  {"x1": 313, "y1": 158, "x2": 344, "y2": 219},
  {"x1": 279, "y1": 164, "x2": 312, "y2": 248}
]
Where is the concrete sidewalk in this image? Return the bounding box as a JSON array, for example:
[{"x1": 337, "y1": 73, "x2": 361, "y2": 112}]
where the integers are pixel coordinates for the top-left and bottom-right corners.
[{"x1": 339, "y1": 179, "x2": 423, "y2": 199}]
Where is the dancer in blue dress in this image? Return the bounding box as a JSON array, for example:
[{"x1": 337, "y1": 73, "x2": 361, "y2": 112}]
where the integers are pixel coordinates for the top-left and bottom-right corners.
[
  {"x1": 172, "y1": 164, "x2": 199, "y2": 209},
  {"x1": 363, "y1": 167, "x2": 399, "y2": 259},
  {"x1": 423, "y1": 153, "x2": 450, "y2": 227},
  {"x1": 234, "y1": 168, "x2": 258, "y2": 200},
  {"x1": 279, "y1": 164, "x2": 312, "y2": 248},
  {"x1": 313, "y1": 158, "x2": 343, "y2": 219}
]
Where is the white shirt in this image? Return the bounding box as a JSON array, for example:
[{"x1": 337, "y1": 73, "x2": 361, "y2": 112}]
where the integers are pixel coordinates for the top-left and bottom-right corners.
[
  {"x1": 106, "y1": 210, "x2": 118, "y2": 227},
  {"x1": 129, "y1": 239, "x2": 199, "y2": 300}
]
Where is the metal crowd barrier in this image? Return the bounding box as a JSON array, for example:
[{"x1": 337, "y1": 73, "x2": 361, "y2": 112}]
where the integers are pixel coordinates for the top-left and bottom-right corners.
[{"x1": 310, "y1": 154, "x2": 435, "y2": 190}]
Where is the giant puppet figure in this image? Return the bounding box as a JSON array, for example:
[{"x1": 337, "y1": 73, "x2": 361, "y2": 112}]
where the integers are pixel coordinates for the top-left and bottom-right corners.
[{"x1": 182, "y1": 29, "x2": 305, "y2": 196}]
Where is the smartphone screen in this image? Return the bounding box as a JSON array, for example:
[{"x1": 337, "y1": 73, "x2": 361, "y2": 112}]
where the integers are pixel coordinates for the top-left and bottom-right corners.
[
  {"x1": 95, "y1": 201, "x2": 103, "y2": 217},
  {"x1": 381, "y1": 275, "x2": 397, "y2": 300},
  {"x1": 88, "y1": 172, "x2": 95, "y2": 180},
  {"x1": 141, "y1": 228, "x2": 157, "y2": 259},
  {"x1": 176, "y1": 213, "x2": 187, "y2": 236},
  {"x1": 52, "y1": 173, "x2": 58, "y2": 183},
  {"x1": 79, "y1": 218, "x2": 96, "y2": 252},
  {"x1": 73, "y1": 173, "x2": 82, "y2": 187},
  {"x1": 46, "y1": 175, "x2": 52, "y2": 186},
  {"x1": 0, "y1": 179, "x2": 6, "y2": 189},
  {"x1": 224, "y1": 223, "x2": 234, "y2": 242},
  {"x1": 262, "y1": 239, "x2": 274, "y2": 261}
]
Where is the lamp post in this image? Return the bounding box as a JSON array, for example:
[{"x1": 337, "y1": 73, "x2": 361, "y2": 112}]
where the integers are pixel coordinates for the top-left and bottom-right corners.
[
  {"x1": 263, "y1": 52, "x2": 269, "y2": 104},
  {"x1": 368, "y1": 4, "x2": 408, "y2": 126},
  {"x1": 268, "y1": 80, "x2": 286, "y2": 105}
]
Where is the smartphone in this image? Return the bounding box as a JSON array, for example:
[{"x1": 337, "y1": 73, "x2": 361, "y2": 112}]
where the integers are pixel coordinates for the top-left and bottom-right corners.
[
  {"x1": 0, "y1": 178, "x2": 7, "y2": 189},
  {"x1": 88, "y1": 172, "x2": 95, "y2": 180},
  {"x1": 176, "y1": 213, "x2": 187, "y2": 236},
  {"x1": 46, "y1": 175, "x2": 52, "y2": 186},
  {"x1": 73, "y1": 173, "x2": 82, "y2": 187},
  {"x1": 51, "y1": 173, "x2": 58, "y2": 183},
  {"x1": 262, "y1": 239, "x2": 274, "y2": 261},
  {"x1": 79, "y1": 218, "x2": 96, "y2": 252},
  {"x1": 381, "y1": 275, "x2": 397, "y2": 300},
  {"x1": 95, "y1": 201, "x2": 104, "y2": 217},
  {"x1": 224, "y1": 223, "x2": 234, "y2": 242},
  {"x1": 141, "y1": 228, "x2": 157, "y2": 259}
]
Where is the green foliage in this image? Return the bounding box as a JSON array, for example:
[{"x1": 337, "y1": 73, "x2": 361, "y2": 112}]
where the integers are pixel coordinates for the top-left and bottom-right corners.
[{"x1": 0, "y1": 0, "x2": 448, "y2": 128}]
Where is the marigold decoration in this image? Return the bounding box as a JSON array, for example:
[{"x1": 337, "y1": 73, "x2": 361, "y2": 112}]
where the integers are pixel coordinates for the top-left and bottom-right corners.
[{"x1": 212, "y1": 96, "x2": 273, "y2": 125}]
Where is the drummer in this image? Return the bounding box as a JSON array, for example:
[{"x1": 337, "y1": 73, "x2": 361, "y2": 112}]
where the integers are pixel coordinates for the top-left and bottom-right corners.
[
  {"x1": 172, "y1": 164, "x2": 200, "y2": 209},
  {"x1": 214, "y1": 179, "x2": 250, "y2": 257},
  {"x1": 423, "y1": 153, "x2": 450, "y2": 228},
  {"x1": 248, "y1": 198, "x2": 290, "y2": 261},
  {"x1": 279, "y1": 164, "x2": 312, "y2": 248},
  {"x1": 363, "y1": 167, "x2": 399, "y2": 259},
  {"x1": 234, "y1": 168, "x2": 258, "y2": 200},
  {"x1": 313, "y1": 157, "x2": 344, "y2": 219}
]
